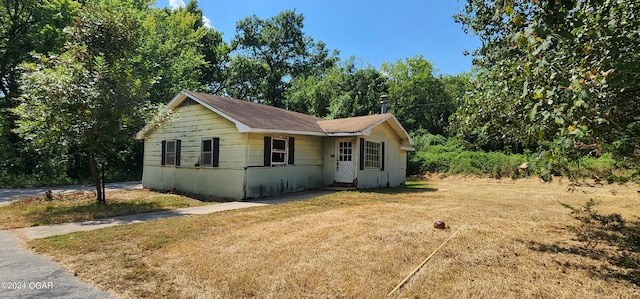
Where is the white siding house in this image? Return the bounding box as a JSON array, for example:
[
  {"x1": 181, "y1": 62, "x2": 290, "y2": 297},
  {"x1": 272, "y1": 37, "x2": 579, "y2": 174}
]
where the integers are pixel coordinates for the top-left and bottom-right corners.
[{"x1": 136, "y1": 90, "x2": 414, "y2": 200}]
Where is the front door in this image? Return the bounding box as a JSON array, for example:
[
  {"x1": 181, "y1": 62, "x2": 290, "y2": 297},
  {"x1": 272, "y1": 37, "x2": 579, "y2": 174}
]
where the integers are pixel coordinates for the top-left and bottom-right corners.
[{"x1": 336, "y1": 140, "x2": 354, "y2": 183}]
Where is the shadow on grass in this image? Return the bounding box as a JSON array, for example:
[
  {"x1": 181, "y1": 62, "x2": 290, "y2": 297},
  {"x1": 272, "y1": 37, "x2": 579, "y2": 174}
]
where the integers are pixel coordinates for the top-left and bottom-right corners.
[
  {"x1": 28, "y1": 201, "x2": 171, "y2": 226},
  {"x1": 355, "y1": 181, "x2": 438, "y2": 195},
  {"x1": 526, "y1": 200, "x2": 640, "y2": 287}
]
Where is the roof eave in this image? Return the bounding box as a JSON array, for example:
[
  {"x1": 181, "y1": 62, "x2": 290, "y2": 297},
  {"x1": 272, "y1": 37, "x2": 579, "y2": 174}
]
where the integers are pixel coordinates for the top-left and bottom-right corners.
[
  {"x1": 325, "y1": 132, "x2": 363, "y2": 136},
  {"x1": 243, "y1": 128, "x2": 327, "y2": 136},
  {"x1": 401, "y1": 145, "x2": 416, "y2": 151}
]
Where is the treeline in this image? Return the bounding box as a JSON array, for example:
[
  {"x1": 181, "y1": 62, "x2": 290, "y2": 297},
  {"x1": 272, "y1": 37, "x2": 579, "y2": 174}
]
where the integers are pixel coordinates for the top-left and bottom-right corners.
[
  {"x1": 0, "y1": 0, "x2": 465, "y2": 187},
  {"x1": 2, "y1": 0, "x2": 638, "y2": 188}
]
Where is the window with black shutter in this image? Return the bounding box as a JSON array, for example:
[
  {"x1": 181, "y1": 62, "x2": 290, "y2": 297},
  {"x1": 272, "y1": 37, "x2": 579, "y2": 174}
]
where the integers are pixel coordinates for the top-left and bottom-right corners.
[
  {"x1": 162, "y1": 140, "x2": 180, "y2": 166},
  {"x1": 200, "y1": 138, "x2": 220, "y2": 167}
]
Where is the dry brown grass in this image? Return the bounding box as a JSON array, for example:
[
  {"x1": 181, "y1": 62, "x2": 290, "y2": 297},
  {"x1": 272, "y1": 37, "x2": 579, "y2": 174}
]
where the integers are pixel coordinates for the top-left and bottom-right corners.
[
  {"x1": 0, "y1": 190, "x2": 207, "y2": 229},
  {"x1": 29, "y1": 176, "x2": 640, "y2": 298}
]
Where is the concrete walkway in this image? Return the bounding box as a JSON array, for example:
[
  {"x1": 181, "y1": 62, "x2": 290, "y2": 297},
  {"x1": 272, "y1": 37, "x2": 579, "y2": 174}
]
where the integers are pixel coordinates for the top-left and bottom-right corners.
[
  {"x1": 14, "y1": 201, "x2": 266, "y2": 240},
  {"x1": 1, "y1": 188, "x2": 334, "y2": 298},
  {"x1": 13, "y1": 189, "x2": 334, "y2": 240}
]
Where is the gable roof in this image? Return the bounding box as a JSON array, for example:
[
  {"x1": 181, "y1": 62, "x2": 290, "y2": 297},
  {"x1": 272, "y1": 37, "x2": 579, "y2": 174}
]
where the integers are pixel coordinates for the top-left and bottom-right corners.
[
  {"x1": 136, "y1": 90, "x2": 414, "y2": 150},
  {"x1": 178, "y1": 90, "x2": 327, "y2": 135},
  {"x1": 317, "y1": 114, "x2": 397, "y2": 135}
]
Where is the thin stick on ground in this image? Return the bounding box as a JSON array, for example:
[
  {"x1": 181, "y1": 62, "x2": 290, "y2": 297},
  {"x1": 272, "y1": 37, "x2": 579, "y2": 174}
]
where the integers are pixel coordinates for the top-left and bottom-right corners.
[{"x1": 388, "y1": 224, "x2": 465, "y2": 296}]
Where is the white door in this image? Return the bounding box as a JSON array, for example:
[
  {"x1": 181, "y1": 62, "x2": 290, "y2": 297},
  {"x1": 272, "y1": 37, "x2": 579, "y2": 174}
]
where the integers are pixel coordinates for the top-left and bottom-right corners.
[{"x1": 336, "y1": 140, "x2": 354, "y2": 183}]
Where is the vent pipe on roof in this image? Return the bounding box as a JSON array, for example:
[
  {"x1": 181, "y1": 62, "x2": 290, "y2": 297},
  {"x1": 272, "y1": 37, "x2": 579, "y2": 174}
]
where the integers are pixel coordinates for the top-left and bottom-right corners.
[{"x1": 380, "y1": 95, "x2": 389, "y2": 114}]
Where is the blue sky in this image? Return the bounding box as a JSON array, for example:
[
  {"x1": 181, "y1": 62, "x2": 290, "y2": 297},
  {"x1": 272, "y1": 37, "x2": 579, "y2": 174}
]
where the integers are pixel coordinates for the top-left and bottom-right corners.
[{"x1": 166, "y1": 0, "x2": 479, "y2": 75}]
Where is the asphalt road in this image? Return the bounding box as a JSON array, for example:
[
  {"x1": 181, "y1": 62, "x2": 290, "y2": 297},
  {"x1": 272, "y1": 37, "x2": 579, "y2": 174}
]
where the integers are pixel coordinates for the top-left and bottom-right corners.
[
  {"x1": 0, "y1": 231, "x2": 115, "y2": 298},
  {"x1": 0, "y1": 181, "x2": 141, "y2": 297},
  {"x1": 0, "y1": 181, "x2": 142, "y2": 206}
]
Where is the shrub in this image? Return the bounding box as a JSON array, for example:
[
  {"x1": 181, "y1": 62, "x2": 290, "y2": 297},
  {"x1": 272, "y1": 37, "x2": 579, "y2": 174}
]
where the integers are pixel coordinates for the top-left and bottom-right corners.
[{"x1": 407, "y1": 133, "x2": 634, "y2": 181}]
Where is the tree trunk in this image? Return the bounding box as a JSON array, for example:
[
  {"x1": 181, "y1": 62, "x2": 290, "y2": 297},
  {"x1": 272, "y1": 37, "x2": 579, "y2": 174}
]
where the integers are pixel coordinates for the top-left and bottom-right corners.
[{"x1": 87, "y1": 136, "x2": 103, "y2": 203}]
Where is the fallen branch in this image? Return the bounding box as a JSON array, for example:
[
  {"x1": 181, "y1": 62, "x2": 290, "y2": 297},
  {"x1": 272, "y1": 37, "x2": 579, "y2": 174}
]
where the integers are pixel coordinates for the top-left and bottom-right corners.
[{"x1": 388, "y1": 224, "x2": 465, "y2": 296}]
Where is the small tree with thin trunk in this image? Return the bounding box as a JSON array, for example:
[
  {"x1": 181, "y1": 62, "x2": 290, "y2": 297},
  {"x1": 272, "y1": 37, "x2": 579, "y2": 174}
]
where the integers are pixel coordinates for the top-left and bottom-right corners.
[{"x1": 13, "y1": 1, "x2": 154, "y2": 202}]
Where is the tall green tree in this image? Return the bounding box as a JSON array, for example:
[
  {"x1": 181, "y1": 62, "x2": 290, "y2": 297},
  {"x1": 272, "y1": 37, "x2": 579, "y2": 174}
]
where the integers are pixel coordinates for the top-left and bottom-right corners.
[
  {"x1": 441, "y1": 73, "x2": 470, "y2": 109},
  {"x1": 182, "y1": 0, "x2": 229, "y2": 93},
  {"x1": 140, "y1": 4, "x2": 207, "y2": 103},
  {"x1": 0, "y1": 0, "x2": 80, "y2": 185},
  {"x1": 286, "y1": 57, "x2": 388, "y2": 118},
  {"x1": 13, "y1": 0, "x2": 155, "y2": 201},
  {"x1": 286, "y1": 65, "x2": 342, "y2": 117},
  {"x1": 382, "y1": 55, "x2": 453, "y2": 135},
  {"x1": 328, "y1": 66, "x2": 387, "y2": 119},
  {"x1": 452, "y1": 0, "x2": 640, "y2": 172},
  {"x1": 0, "y1": 0, "x2": 80, "y2": 102},
  {"x1": 141, "y1": 0, "x2": 227, "y2": 103},
  {"x1": 226, "y1": 10, "x2": 337, "y2": 107}
]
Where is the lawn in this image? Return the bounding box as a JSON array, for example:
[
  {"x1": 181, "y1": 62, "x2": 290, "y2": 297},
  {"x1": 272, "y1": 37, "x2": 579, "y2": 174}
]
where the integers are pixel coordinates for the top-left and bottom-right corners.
[
  {"x1": 0, "y1": 190, "x2": 207, "y2": 229},
  {"x1": 29, "y1": 176, "x2": 640, "y2": 298}
]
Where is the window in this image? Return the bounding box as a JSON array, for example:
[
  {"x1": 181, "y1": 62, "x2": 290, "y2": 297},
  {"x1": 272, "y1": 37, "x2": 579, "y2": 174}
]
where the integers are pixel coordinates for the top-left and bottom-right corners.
[
  {"x1": 364, "y1": 141, "x2": 381, "y2": 168},
  {"x1": 271, "y1": 138, "x2": 287, "y2": 165},
  {"x1": 161, "y1": 140, "x2": 181, "y2": 166},
  {"x1": 201, "y1": 139, "x2": 213, "y2": 166},
  {"x1": 339, "y1": 141, "x2": 352, "y2": 162},
  {"x1": 166, "y1": 140, "x2": 176, "y2": 165},
  {"x1": 264, "y1": 136, "x2": 295, "y2": 166},
  {"x1": 200, "y1": 138, "x2": 220, "y2": 167}
]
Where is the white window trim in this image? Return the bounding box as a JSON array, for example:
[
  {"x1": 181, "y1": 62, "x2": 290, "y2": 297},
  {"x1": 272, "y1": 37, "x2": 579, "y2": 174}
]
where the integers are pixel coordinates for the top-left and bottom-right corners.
[
  {"x1": 271, "y1": 137, "x2": 288, "y2": 166},
  {"x1": 364, "y1": 140, "x2": 381, "y2": 169},
  {"x1": 200, "y1": 138, "x2": 214, "y2": 167},
  {"x1": 165, "y1": 140, "x2": 177, "y2": 166}
]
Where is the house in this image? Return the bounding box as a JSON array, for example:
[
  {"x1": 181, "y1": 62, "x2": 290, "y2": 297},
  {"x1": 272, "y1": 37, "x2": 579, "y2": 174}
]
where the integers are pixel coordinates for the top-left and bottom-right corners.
[{"x1": 136, "y1": 90, "x2": 415, "y2": 200}]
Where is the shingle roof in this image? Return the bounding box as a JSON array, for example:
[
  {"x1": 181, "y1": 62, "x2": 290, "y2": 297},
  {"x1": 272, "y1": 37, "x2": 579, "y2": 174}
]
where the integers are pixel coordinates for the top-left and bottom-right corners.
[
  {"x1": 136, "y1": 90, "x2": 414, "y2": 149},
  {"x1": 183, "y1": 90, "x2": 326, "y2": 134},
  {"x1": 317, "y1": 114, "x2": 392, "y2": 134}
]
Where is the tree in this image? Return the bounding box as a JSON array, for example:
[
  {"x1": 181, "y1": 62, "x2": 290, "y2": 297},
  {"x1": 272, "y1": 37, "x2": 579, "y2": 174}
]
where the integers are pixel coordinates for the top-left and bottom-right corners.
[
  {"x1": 452, "y1": 0, "x2": 640, "y2": 175},
  {"x1": 440, "y1": 73, "x2": 470, "y2": 110},
  {"x1": 140, "y1": 0, "x2": 228, "y2": 103},
  {"x1": 286, "y1": 57, "x2": 387, "y2": 119},
  {"x1": 382, "y1": 56, "x2": 453, "y2": 135},
  {"x1": 226, "y1": 10, "x2": 337, "y2": 107},
  {"x1": 140, "y1": 3, "x2": 208, "y2": 103},
  {"x1": 13, "y1": 0, "x2": 155, "y2": 202},
  {"x1": 0, "y1": 0, "x2": 80, "y2": 102},
  {"x1": 329, "y1": 67, "x2": 387, "y2": 119},
  {"x1": 285, "y1": 66, "x2": 341, "y2": 117},
  {"x1": 183, "y1": 0, "x2": 229, "y2": 93},
  {"x1": 0, "y1": 0, "x2": 81, "y2": 185}
]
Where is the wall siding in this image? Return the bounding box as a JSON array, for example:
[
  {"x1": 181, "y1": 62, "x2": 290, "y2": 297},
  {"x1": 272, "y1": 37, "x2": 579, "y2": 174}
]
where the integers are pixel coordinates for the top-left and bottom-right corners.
[
  {"x1": 244, "y1": 133, "x2": 324, "y2": 198},
  {"x1": 356, "y1": 122, "x2": 404, "y2": 189},
  {"x1": 142, "y1": 101, "x2": 409, "y2": 199},
  {"x1": 142, "y1": 103, "x2": 245, "y2": 200}
]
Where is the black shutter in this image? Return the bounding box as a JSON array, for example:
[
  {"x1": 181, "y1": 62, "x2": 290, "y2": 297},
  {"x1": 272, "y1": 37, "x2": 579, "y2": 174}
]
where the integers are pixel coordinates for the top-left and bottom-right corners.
[
  {"x1": 161, "y1": 140, "x2": 166, "y2": 165},
  {"x1": 359, "y1": 138, "x2": 365, "y2": 170},
  {"x1": 264, "y1": 136, "x2": 271, "y2": 166},
  {"x1": 176, "y1": 140, "x2": 181, "y2": 166},
  {"x1": 381, "y1": 142, "x2": 385, "y2": 171},
  {"x1": 288, "y1": 137, "x2": 295, "y2": 165},
  {"x1": 213, "y1": 137, "x2": 220, "y2": 167}
]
